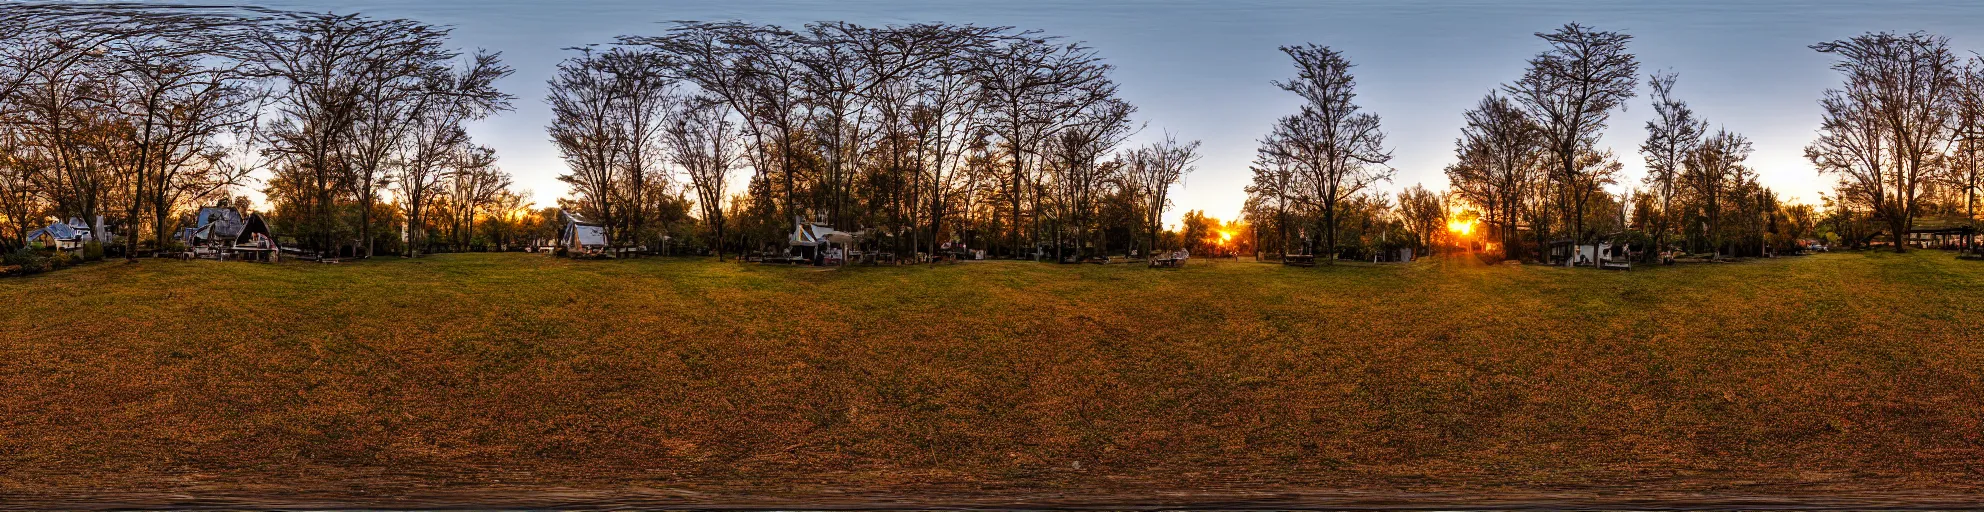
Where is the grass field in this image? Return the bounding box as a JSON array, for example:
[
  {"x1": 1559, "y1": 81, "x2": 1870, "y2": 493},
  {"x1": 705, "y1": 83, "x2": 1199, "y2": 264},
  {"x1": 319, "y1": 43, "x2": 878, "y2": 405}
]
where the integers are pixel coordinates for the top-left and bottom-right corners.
[{"x1": 3, "y1": 251, "x2": 1982, "y2": 507}]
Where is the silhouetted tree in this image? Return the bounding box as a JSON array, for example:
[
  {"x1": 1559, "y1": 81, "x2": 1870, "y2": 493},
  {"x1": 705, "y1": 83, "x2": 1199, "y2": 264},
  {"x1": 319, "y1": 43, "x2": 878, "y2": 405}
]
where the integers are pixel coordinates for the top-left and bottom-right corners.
[
  {"x1": 1125, "y1": 133, "x2": 1200, "y2": 256},
  {"x1": 1263, "y1": 44, "x2": 1393, "y2": 262},
  {"x1": 1806, "y1": 31, "x2": 1960, "y2": 252},
  {"x1": 1639, "y1": 71, "x2": 1704, "y2": 259},
  {"x1": 1506, "y1": 23, "x2": 1638, "y2": 251},
  {"x1": 666, "y1": 96, "x2": 742, "y2": 261},
  {"x1": 1685, "y1": 129, "x2": 1754, "y2": 256},
  {"x1": 1445, "y1": 91, "x2": 1541, "y2": 257}
]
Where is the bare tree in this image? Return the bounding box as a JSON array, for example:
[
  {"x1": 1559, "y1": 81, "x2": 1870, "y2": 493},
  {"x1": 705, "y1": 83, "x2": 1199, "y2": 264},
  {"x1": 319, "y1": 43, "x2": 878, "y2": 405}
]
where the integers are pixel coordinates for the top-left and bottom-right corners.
[
  {"x1": 1245, "y1": 150, "x2": 1296, "y2": 257},
  {"x1": 596, "y1": 47, "x2": 673, "y2": 249},
  {"x1": 1506, "y1": 23, "x2": 1639, "y2": 250},
  {"x1": 339, "y1": 29, "x2": 454, "y2": 258},
  {"x1": 114, "y1": 42, "x2": 261, "y2": 258},
  {"x1": 665, "y1": 96, "x2": 742, "y2": 261},
  {"x1": 975, "y1": 36, "x2": 1114, "y2": 258},
  {"x1": 909, "y1": 56, "x2": 986, "y2": 258},
  {"x1": 0, "y1": 5, "x2": 265, "y2": 249},
  {"x1": 1639, "y1": 71, "x2": 1705, "y2": 260},
  {"x1": 632, "y1": 22, "x2": 805, "y2": 222},
  {"x1": 398, "y1": 52, "x2": 513, "y2": 256},
  {"x1": 546, "y1": 47, "x2": 625, "y2": 235},
  {"x1": 1125, "y1": 133, "x2": 1200, "y2": 256},
  {"x1": 1445, "y1": 91, "x2": 1542, "y2": 257},
  {"x1": 11, "y1": 31, "x2": 118, "y2": 235},
  {"x1": 1806, "y1": 31, "x2": 1961, "y2": 252},
  {"x1": 249, "y1": 13, "x2": 455, "y2": 254},
  {"x1": 1395, "y1": 183, "x2": 1445, "y2": 255},
  {"x1": 1688, "y1": 129, "x2": 1754, "y2": 256},
  {"x1": 445, "y1": 144, "x2": 508, "y2": 250},
  {"x1": 1264, "y1": 44, "x2": 1393, "y2": 262},
  {"x1": 1044, "y1": 97, "x2": 1134, "y2": 261},
  {"x1": 1956, "y1": 56, "x2": 1984, "y2": 251}
]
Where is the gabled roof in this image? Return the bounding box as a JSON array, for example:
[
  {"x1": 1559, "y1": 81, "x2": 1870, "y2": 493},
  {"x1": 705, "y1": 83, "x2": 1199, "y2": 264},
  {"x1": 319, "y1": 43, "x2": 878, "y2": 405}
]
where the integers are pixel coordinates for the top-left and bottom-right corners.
[
  {"x1": 195, "y1": 207, "x2": 242, "y2": 227},
  {"x1": 556, "y1": 210, "x2": 609, "y2": 248},
  {"x1": 27, "y1": 222, "x2": 80, "y2": 241},
  {"x1": 560, "y1": 210, "x2": 601, "y2": 227},
  {"x1": 790, "y1": 215, "x2": 839, "y2": 247},
  {"x1": 234, "y1": 213, "x2": 277, "y2": 246}
]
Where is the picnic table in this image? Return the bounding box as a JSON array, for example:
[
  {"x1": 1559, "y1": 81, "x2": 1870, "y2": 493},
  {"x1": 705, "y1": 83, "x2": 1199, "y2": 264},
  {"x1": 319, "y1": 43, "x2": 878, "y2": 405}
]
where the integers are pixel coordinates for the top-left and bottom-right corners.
[
  {"x1": 1149, "y1": 255, "x2": 1186, "y2": 268},
  {"x1": 1282, "y1": 254, "x2": 1316, "y2": 267}
]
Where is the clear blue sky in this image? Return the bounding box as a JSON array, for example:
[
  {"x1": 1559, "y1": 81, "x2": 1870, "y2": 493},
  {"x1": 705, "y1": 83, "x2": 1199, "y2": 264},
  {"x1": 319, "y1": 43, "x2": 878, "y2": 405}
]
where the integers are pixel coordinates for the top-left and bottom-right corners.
[{"x1": 242, "y1": 0, "x2": 1984, "y2": 226}]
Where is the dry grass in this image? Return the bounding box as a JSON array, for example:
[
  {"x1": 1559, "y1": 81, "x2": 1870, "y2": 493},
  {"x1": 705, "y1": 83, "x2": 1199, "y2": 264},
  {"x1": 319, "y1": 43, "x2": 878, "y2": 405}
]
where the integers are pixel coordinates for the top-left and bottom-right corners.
[{"x1": 1, "y1": 251, "x2": 1981, "y2": 505}]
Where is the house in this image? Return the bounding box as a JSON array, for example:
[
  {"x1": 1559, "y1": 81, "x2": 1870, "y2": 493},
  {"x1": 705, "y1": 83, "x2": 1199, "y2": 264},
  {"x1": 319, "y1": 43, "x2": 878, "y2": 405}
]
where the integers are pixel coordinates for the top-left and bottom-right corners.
[
  {"x1": 787, "y1": 215, "x2": 860, "y2": 264},
  {"x1": 1550, "y1": 236, "x2": 1633, "y2": 269},
  {"x1": 182, "y1": 205, "x2": 247, "y2": 248},
  {"x1": 25, "y1": 221, "x2": 83, "y2": 250},
  {"x1": 1546, "y1": 238, "x2": 1577, "y2": 266},
  {"x1": 25, "y1": 216, "x2": 110, "y2": 250},
  {"x1": 175, "y1": 204, "x2": 281, "y2": 261},
  {"x1": 555, "y1": 211, "x2": 610, "y2": 255},
  {"x1": 1579, "y1": 235, "x2": 1634, "y2": 270}
]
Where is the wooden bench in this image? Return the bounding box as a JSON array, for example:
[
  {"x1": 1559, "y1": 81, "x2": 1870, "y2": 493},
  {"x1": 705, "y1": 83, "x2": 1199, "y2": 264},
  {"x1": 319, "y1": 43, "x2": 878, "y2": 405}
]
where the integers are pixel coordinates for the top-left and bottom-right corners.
[
  {"x1": 1282, "y1": 254, "x2": 1316, "y2": 267},
  {"x1": 1149, "y1": 256, "x2": 1185, "y2": 268}
]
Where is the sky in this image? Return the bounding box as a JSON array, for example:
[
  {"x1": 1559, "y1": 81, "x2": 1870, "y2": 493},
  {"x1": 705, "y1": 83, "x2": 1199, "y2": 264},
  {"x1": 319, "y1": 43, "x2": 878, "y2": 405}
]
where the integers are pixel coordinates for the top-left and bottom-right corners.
[{"x1": 228, "y1": 0, "x2": 1984, "y2": 227}]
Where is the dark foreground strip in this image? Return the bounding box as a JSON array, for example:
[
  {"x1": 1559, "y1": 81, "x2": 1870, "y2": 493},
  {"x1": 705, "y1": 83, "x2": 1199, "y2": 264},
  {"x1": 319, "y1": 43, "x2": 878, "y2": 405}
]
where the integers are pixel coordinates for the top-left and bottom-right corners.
[{"x1": 3, "y1": 490, "x2": 1981, "y2": 511}]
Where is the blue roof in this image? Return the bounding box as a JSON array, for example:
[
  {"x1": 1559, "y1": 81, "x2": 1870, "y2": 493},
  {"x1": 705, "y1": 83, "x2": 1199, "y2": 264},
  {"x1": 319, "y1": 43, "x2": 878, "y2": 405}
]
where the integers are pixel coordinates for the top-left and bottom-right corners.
[{"x1": 27, "y1": 222, "x2": 79, "y2": 241}]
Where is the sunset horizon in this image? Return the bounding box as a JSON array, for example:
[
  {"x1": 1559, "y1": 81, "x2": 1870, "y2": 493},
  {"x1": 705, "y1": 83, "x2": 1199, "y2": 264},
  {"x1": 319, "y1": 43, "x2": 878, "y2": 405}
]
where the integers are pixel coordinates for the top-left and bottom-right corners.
[{"x1": 4, "y1": 1, "x2": 1983, "y2": 510}]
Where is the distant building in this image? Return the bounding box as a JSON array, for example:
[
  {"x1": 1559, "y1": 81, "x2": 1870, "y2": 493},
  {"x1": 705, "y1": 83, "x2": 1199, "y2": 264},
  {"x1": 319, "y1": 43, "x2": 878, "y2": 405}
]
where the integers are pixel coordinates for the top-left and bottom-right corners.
[
  {"x1": 181, "y1": 205, "x2": 247, "y2": 248},
  {"x1": 25, "y1": 216, "x2": 110, "y2": 250},
  {"x1": 788, "y1": 215, "x2": 857, "y2": 264},
  {"x1": 175, "y1": 203, "x2": 280, "y2": 260},
  {"x1": 555, "y1": 211, "x2": 610, "y2": 255}
]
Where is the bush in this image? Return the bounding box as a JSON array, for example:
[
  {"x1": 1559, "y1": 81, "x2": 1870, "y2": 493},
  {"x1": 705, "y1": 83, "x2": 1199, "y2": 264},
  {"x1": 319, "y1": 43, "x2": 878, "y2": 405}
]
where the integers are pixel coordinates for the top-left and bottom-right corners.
[
  {"x1": 2, "y1": 246, "x2": 32, "y2": 267},
  {"x1": 4, "y1": 246, "x2": 50, "y2": 275},
  {"x1": 50, "y1": 250, "x2": 73, "y2": 268},
  {"x1": 82, "y1": 241, "x2": 105, "y2": 261}
]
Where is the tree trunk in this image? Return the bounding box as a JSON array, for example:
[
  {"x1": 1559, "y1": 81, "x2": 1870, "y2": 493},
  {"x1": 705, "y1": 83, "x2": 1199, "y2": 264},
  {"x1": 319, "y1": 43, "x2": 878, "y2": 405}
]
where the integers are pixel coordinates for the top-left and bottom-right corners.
[
  {"x1": 1323, "y1": 206, "x2": 1337, "y2": 263},
  {"x1": 1890, "y1": 214, "x2": 1909, "y2": 253}
]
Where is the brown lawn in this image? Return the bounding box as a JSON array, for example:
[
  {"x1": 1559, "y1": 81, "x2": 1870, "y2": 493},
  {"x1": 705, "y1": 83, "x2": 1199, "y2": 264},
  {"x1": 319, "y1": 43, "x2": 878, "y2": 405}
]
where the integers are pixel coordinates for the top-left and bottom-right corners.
[{"x1": 1, "y1": 251, "x2": 1981, "y2": 508}]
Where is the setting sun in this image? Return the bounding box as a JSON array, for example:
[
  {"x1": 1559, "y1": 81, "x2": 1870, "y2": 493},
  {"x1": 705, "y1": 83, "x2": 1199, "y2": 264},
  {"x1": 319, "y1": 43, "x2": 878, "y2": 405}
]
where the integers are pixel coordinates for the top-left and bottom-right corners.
[{"x1": 1447, "y1": 219, "x2": 1475, "y2": 236}]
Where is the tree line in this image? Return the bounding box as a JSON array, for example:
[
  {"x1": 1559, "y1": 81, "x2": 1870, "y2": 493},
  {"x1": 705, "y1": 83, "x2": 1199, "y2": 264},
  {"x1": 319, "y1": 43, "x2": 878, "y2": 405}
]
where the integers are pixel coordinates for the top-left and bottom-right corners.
[
  {"x1": 1248, "y1": 24, "x2": 1984, "y2": 263},
  {"x1": 6, "y1": 7, "x2": 1980, "y2": 264},
  {"x1": 0, "y1": 5, "x2": 528, "y2": 258},
  {"x1": 547, "y1": 22, "x2": 1203, "y2": 261}
]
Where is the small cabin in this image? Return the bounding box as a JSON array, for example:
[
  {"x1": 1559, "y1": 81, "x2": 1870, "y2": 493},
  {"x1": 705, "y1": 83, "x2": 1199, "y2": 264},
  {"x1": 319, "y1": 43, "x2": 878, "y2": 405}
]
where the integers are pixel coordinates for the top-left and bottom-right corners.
[
  {"x1": 25, "y1": 221, "x2": 83, "y2": 250},
  {"x1": 25, "y1": 217, "x2": 109, "y2": 251},
  {"x1": 556, "y1": 211, "x2": 610, "y2": 255},
  {"x1": 1550, "y1": 236, "x2": 1632, "y2": 270},
  {"x1": 786, "y1": 215, "x2": 862, "y2": 265},
  {"x1": 183, "y1": 206, "x2": 247, "y2": 248}
]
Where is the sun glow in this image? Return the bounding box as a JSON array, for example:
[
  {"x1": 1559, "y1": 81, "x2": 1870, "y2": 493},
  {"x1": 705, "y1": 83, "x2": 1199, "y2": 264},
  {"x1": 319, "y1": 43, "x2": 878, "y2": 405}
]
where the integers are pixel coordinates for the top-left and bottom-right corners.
[{"x1": 1447, "y1": 219, "x2": 1475, "y2": 237}]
